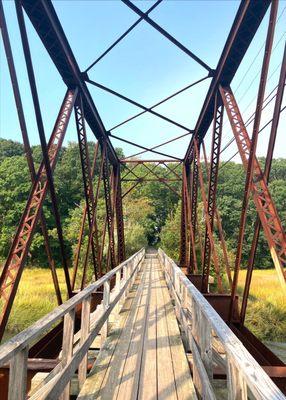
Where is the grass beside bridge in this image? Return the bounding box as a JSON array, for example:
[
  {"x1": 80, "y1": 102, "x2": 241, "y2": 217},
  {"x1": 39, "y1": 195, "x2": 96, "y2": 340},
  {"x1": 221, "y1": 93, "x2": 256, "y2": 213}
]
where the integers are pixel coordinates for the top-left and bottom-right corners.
[{"x1": 1, "y1": 267, "x2": 285, "y2": 344}]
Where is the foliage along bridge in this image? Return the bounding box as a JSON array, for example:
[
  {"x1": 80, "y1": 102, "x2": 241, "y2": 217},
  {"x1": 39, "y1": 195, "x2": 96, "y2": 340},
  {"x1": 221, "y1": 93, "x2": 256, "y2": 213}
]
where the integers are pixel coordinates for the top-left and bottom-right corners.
[{"x1": 0, "y1": 0, "x2": 286, "y2": 398}]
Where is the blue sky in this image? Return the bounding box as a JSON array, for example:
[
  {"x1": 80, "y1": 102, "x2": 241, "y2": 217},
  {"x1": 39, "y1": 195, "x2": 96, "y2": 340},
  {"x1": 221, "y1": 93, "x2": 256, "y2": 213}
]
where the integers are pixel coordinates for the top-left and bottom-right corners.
[{"x1": 1, "y1": 0, "x2": 285, "y2": 162}]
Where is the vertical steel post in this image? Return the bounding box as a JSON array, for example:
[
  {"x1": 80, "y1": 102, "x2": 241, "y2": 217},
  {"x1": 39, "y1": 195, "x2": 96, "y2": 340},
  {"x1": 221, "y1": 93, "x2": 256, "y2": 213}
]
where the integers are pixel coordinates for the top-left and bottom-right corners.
[
  {"x1": 194, "y1": 139, "x2": 223, "y2": 293},
  {"x1": 71, "y1": 142, "x2": 99, "y2": 289},
  {"x1": 179, "y1": 165, "x2": 188, "y2": 267},
  {"x1": 75, "y1": 94, "x2": 99, "y2": 281},
  {"x1": 113, "y1": 164, "x2": 126, "y2": 263},
  {"x1": 202, "y1": 141, "x2": 232, "y2": 287},
  {"x1": 184, "y1": 162, "x2": 198, "y2": 274},
  {"x1": 102, "y1": 144, "x2": 116, "y2": 270},
  {"x1": 189, "y1": 145, "x2": 199, "y2": 271},
  {"x1": 201, "y1": 93, "x2": 224, "y2": 292}
]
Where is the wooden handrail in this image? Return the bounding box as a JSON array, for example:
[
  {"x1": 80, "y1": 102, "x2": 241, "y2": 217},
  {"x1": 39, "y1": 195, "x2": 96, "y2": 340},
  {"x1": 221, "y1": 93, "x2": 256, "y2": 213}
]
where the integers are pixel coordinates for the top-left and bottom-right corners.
[
  {"x1": 0, "y1": 248, "x2": 145, "y2": 400},
  {"x1": 158, "y1": 248, "x2": 285, "y2": 400}
]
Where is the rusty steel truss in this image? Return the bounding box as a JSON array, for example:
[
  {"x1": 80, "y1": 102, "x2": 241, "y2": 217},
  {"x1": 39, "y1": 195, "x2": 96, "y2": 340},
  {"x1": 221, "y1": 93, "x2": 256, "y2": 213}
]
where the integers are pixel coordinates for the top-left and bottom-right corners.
[{"x1": 0, "y1": 0, "x2": 286, "y2": 391}]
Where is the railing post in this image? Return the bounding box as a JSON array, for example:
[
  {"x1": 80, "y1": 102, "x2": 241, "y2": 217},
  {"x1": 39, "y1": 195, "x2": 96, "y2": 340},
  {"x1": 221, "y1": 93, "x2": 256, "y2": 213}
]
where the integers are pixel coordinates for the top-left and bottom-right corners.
[
  {"x1": 60, "y1": 309, "x2": 75, "y2": 400},
  {"x1": 179, "y1": 279, "x2": 190, "y2": 351},
  {"x1": 78, "y1": 296, "x2": 91, "y2": 388},
  {"x1": 101, "y1": 280, "x2": 110, "y2": 345},
  {"x1": 127, "y1": 260, "x2": 132, "y2": 291},
  {"x1": 114, "y1": 269, "x2": 122, "y2": 316},
  {"x1": 199, "y1": 312, "x2": 213, "y2": 380},
  {"x1": 191, "y1": 299, "x2": 203, "y2": 396},
  {"x1": 227, "y1": 359, "x2": 247, "y2": 400},
  {"x1": 8, "y1": 347, "x2": 28, "y2": 400}
]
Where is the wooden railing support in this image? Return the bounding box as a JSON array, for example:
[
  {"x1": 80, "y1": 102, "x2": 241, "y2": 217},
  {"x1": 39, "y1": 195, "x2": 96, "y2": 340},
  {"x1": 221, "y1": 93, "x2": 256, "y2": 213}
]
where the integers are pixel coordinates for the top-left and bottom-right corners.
[
  {"x1": 158, "y1": 248, "x2": 285, "y2": 400},
  {"x1": 0, "y1": 248, "x2": 145, "y2": 400}
]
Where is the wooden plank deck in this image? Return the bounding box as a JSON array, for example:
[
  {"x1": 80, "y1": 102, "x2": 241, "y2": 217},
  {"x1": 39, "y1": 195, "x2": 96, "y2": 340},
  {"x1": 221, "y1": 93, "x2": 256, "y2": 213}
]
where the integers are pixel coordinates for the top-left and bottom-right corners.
[{"x1": 78, "y1": 252, "x2": 197, "y2": 400}]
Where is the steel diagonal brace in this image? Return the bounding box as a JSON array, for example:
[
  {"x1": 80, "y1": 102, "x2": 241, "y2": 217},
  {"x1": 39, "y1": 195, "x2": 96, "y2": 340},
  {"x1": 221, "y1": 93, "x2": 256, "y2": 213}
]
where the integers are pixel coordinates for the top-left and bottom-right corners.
[
  {"x1": 220, "y1": 86, "x2": 286, "y2": 291},
  {"x1": 121, "y1": 162, "x2": 161, "y2": 198},
  {"x1": 86, "y1": 80, "x2": 192, "y2": 133},
  {"x1": 142, "y1": 163, "x2": 180, "y2": 196},
  {"x1": 0, "y1": 89, "x2": 78, "y2": 341},
  {"x1": 121, "y1": 0, "x2": 212, "y2": 73},
  {"x1": 241, "y1": 44, "x2": 286, "y2": 324},
  {"x1": 85, "y1": 0, "x2": 163, "y2": 72},
  {"x1": 0, "y1": 1, "x2": 62, "y2": 305},
  {"x1": 16, "y1": 1, "x2": 72, "y2": 303}
]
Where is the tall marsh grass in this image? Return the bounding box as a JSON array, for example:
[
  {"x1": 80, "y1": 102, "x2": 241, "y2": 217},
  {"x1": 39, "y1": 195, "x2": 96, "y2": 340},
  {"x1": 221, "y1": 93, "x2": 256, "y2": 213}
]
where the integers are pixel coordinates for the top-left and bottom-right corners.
[
  {"x1": 237, "y1": 269, "x2": 286, "y2": 342},
  {"x1": 1, "y1": 267, "x2": 285, "y2": 343},
  {"x1": 1, "y1": 268, "x2": 68, "y2": 342}
]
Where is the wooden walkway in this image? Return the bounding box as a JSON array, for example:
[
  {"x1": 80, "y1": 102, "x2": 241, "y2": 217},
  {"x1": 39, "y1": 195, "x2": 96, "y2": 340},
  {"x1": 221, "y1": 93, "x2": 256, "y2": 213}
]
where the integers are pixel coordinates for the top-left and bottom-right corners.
[{"x1": 78, "y1": 253, "x2": 197, "y2": 400}]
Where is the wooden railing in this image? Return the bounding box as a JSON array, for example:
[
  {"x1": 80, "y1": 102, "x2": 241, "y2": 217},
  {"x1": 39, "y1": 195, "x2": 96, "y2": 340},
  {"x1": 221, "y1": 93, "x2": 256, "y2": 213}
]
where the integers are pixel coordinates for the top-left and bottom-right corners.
[
  {"x1": 0, "y1": 248, "x2": 145, "y2": 400},
  {"x1": 158, "y1": 249, "x2": 285, "y2": 400}
]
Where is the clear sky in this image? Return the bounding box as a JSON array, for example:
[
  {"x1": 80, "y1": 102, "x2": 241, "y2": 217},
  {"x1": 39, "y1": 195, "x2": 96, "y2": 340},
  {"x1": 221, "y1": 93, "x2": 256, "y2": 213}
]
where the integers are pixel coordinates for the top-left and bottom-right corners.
[{"x1": 1, "y1": 0, "x2": 285, "y2": 162}]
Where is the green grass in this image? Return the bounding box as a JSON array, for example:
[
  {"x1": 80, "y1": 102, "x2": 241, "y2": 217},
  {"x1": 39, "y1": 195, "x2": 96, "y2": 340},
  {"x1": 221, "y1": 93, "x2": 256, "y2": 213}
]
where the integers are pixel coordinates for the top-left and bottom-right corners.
[
  {"x1": 1, "y1": 268, "x2": 69, "y2": 342},
  {"x1": 1, "y1": 267, "x2": 285, "y2": 344},
  {"x1": 237, "y1": 269, "x2": 286, "y2": 342}
]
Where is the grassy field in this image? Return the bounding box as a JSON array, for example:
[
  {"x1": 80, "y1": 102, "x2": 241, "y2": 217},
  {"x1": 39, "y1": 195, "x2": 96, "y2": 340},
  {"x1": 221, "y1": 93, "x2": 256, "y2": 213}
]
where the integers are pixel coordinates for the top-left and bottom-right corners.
[
  {"x1": 237, "y1": 269, "x2": 286, "y2": 342},
  {"x1": 1, "y1": 267, "x2": 285, "y2": 343},
  {"x1": 1, "y1": 268, "x2": 69, "y2": 342}
]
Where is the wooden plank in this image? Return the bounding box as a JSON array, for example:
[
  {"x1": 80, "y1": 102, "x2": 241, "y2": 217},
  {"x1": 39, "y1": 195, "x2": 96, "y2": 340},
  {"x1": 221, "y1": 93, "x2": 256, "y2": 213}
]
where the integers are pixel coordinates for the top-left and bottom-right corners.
[
  {"x1": 159, "y1": 262, "x2": 198, "y2": 400},
  {"x1": 138, "y1": 257, "x2": 157, "y2": 400},
  {"x1": 96, "y1": 264, "x2": 148, "y2": 399},
  {"x1": 155, "y1": 260, "x2": 177, "y2": 400},
  {"x1": 116, "y1": 259, "x2": 152, "y2": 399},
  {"x1": 78, "y1": 263, "x2": 147, "y2": 399}
]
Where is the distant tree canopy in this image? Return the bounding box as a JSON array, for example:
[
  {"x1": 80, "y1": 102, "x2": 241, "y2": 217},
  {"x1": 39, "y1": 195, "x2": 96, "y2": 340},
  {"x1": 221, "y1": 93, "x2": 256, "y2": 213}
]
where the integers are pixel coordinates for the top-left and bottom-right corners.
[
  {"x1": 0, "y1": 138, "x2": 285, "y2": 272},
  {"x1": 161, "y1": 157, "x2": 286, "y2": 270}
]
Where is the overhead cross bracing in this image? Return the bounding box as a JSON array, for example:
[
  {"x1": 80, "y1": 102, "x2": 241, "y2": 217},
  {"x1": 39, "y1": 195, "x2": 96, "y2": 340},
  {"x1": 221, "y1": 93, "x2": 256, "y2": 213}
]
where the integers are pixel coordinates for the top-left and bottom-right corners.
[{"x1": 0, "y1": 0, "x2": 286, "y2": 398}]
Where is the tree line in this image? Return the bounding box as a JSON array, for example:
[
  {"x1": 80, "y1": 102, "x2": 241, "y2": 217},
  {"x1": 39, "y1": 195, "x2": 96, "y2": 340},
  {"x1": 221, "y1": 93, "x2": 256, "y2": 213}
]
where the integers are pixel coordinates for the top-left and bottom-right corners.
[{"x1": 0, "y1": 138, "x2": 285, "y2": 272}]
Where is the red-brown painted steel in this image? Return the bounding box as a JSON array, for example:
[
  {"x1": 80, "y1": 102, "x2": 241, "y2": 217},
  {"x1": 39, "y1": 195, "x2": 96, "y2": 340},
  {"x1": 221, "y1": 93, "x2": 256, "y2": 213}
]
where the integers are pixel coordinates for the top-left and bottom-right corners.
[
  {"x1": 194, "y1": 139, "x2": 223, "y2": 293},
  {"x1": 240, "y1": 43, "x2": 286, "y2": 324},
  {"x1": 201, "y1": 93, "x2": 224, "y2": 292},
  {"x1": 102, "y1": 145, "x2": 116, "y2": 270},
  {"x1": 113, "y1": 165, "x2": 126, "y2": 263},
  {"x1": 75, "y1": 95, "x2": 100, "y2": 282},
  {"x1": 0, "y1": 1, "x2": 62, "y2": 306},
  {"x1": 202, "y1": 142, "x2": 232, "y2": 288},
  {"x1": 220, "y1": 85, "x2": 286, "y2": 299},
  {"x1": 0, "y1": 89, "x2": 77, "y2": 341}
]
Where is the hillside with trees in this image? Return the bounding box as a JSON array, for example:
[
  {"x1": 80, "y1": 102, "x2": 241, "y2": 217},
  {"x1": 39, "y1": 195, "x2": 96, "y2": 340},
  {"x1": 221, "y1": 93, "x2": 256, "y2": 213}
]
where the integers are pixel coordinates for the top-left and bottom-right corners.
[{"x1": 1, "y1": 137, "x2": 286, "y2": 272}]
